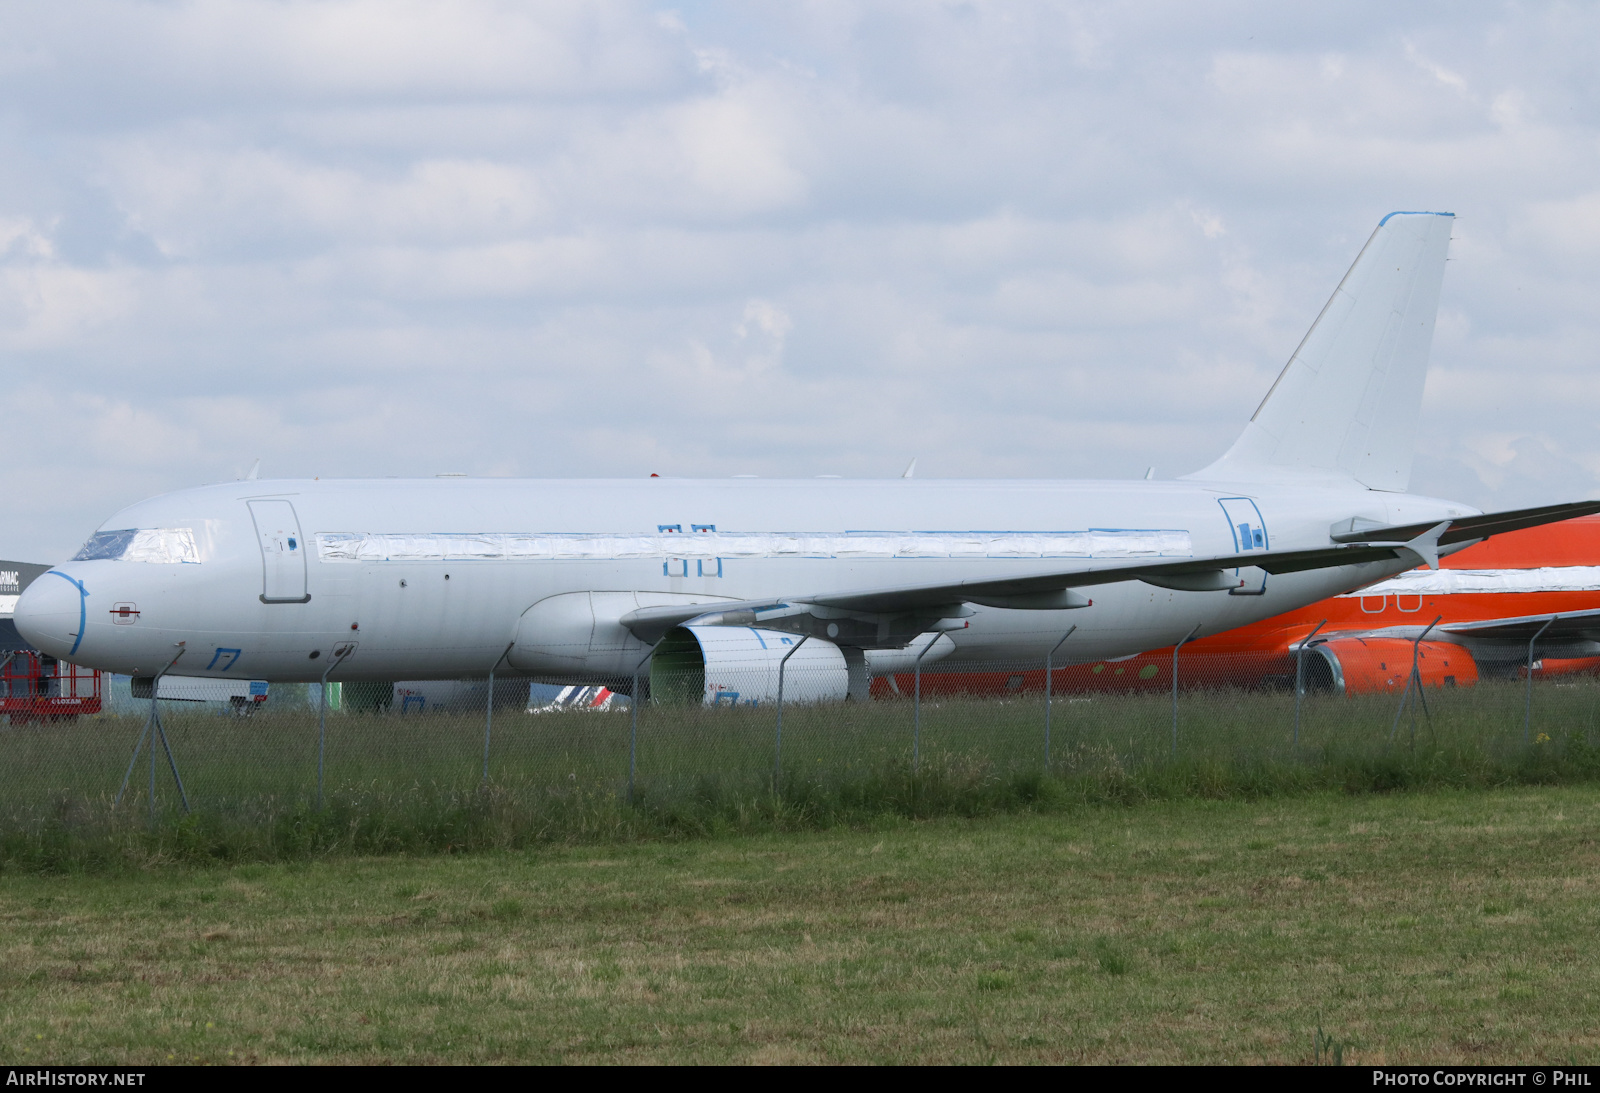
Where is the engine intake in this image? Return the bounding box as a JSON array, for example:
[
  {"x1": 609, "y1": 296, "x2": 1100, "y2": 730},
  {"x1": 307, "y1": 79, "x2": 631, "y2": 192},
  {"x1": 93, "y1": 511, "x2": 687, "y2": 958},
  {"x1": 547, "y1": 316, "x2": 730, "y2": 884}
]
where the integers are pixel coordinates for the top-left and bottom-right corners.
[
  {"x1": 651, "y1": 625, "x2": 849, "y2": 707},
  {"x1": 1308, "y1": 638, "x2": 1478, "y2": 695}
]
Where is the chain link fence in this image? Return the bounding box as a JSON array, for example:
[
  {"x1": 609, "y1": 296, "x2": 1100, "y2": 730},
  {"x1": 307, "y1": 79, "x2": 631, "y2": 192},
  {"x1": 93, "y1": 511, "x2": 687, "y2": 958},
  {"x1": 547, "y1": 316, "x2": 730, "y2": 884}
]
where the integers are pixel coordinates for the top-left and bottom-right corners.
[{"x1": 5, "y1": 631, "x2": 1600, "y2": 844}]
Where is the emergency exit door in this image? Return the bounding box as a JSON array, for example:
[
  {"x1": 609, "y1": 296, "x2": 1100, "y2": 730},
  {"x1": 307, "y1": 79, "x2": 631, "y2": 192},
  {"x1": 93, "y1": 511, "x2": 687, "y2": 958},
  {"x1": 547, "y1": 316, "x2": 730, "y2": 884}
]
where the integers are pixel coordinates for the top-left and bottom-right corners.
[
  {"x1": 1217, "y1": 497, "x2": 1269, "y2": 596},
  {"x1": 248, "y1": 499, "x2": 310, "y2": 603}
]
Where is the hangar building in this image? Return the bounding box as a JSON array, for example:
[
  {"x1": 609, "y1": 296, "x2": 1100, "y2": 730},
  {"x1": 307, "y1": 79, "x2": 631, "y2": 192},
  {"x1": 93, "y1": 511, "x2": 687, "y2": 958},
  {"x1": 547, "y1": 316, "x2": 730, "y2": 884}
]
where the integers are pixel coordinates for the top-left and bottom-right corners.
[{"x1": 1, "y1": 560, "x2": 102, "y2": 722}]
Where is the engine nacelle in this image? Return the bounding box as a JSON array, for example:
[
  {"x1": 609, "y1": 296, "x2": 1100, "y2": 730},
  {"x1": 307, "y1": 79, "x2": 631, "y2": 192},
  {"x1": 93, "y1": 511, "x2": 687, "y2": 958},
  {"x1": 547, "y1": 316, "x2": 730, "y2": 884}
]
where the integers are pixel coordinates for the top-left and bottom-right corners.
[
  {"x1": 1308, "y1": 638, "x2": 1478, "y2": 695},
  {"x1": 509, "y1": 591, "x2": 737, "y2": 680},
  {"x1": 651, "y1": 625, "x2": 850, "y2": 707}
]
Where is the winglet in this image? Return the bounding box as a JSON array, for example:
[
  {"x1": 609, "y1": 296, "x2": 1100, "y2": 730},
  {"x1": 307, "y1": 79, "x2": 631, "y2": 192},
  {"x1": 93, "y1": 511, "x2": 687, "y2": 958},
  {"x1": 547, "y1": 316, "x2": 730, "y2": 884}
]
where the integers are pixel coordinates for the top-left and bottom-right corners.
[{"x1": 1398, "y1": 520, "x2": 1451, "y2": 571}]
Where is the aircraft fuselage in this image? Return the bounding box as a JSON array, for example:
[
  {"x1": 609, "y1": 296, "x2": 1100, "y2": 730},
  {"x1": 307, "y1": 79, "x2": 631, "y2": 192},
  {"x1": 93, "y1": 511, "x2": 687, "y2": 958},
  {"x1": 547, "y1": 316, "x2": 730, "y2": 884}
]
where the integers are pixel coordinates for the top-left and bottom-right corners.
[{"x1": 14, "y1": 476, "x2": 1474, "y2": 684}]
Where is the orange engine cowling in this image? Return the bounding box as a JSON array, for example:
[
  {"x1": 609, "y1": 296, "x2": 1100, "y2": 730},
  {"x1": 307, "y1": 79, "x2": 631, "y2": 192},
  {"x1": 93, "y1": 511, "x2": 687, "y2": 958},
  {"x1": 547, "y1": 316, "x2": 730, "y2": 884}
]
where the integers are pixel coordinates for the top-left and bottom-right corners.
[{"x1": 1307, "y1": 638, "x2": 1478, "y2": 696}]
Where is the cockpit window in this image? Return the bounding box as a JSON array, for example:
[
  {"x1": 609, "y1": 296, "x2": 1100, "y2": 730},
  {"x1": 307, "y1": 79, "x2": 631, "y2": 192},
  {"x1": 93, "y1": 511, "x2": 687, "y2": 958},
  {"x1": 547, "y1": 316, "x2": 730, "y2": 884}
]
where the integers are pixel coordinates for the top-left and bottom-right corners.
[
  {"x1": 73, "y1": 528, "x2": 199, "y2": 564},
  {"x1": 74, "y1": 529, "x2": 138, "y2": 561}
]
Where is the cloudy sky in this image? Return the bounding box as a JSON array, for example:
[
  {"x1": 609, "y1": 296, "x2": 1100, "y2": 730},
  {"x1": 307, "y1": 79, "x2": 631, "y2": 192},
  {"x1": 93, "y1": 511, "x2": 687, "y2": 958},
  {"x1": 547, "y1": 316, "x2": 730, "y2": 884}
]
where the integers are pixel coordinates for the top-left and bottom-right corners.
[{"x1": 3, "y1": 1, "x2": 1599, "y2": 560}]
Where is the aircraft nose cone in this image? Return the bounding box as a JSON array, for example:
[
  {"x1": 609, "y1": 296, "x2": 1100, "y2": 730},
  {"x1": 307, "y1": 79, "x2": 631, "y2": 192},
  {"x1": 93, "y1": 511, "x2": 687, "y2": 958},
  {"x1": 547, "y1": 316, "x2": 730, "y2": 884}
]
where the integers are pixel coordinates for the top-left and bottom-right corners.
[{"x1": 13, "y1": 572, "x2": 85, "y2": 659}]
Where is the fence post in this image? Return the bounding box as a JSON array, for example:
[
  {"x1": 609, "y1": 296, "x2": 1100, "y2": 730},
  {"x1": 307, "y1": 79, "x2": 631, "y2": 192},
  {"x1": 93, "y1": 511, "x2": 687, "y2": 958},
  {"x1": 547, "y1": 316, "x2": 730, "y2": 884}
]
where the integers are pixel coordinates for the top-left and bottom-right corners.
[
  {"x1": 912, "y1": 633, "x2": 942, "y2": 774},
  {"x1": 1525, "y1": 616, "x2": 1556, "y2": 745},
  {"x1": 1388, "y1": 616, "x2": 1441, "y2": 749},
  {"x1": 1171, "y1": 624, "x2": 1200, "y2": 758},
  {"x1": 1293, "y1": 619, "x2": 1328, "y2": 748},
  {"x1": 115, "y1": 644, "x2": 187, "y2": 815},
  {"x1": 156, "y1": 650, "x2": 194, "y2": 816},
  {"x1": 482, "y1": 642, "x2": 515, "y2": 786},
  {"x1": 316, "y1": 646, "x2": 352, "y2": 811},
  {"x1": 628, "y1": 646, "x2": 655, "y2": 805},
  {"x1": 1044, "y1": 625, "x2": 1077, "y2": 767},
  {"x1": 774, "y1": 634, "x2": 810, "y2": 790}
]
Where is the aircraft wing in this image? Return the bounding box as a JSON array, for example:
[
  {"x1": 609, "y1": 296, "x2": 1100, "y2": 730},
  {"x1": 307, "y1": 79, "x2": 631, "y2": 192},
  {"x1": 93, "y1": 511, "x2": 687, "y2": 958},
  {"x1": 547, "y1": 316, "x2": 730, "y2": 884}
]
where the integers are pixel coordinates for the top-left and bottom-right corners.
[
  {"x1": 621, "y1": 501, "x2": 1600, "y2": 647},
  {"x1": 1440, "y1": 609, "x2": 1600, "y2": 644},
  {"x1": 802, "y1": 541, "x2": 1415, "y2": 612},
  {"x1": 618, "y1": 529, "x2": 1445, "y2": 643}
]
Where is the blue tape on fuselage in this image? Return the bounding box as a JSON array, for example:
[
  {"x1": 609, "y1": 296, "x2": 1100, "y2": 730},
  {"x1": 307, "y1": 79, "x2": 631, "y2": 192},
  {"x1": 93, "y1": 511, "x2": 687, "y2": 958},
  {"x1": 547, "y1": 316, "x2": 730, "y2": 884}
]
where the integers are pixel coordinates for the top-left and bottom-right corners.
[{"x1": 48, "y1": 570, "x2": 89, "y2": 657}]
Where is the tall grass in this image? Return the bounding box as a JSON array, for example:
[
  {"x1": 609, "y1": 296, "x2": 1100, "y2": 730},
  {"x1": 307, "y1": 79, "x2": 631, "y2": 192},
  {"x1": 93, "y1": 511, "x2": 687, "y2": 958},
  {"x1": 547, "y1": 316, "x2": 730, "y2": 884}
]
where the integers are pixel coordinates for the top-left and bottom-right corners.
[{"x1": 3, "y1": 677, "x2": 1598, "y2": 872}]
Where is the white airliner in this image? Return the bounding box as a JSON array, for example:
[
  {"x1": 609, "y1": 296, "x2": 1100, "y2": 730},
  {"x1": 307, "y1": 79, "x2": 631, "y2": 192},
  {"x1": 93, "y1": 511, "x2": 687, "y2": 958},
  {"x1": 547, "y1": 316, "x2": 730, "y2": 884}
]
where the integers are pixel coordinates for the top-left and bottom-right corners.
[{"x1": 16, "y1": 212, "x2": 1598, "y2": 705}]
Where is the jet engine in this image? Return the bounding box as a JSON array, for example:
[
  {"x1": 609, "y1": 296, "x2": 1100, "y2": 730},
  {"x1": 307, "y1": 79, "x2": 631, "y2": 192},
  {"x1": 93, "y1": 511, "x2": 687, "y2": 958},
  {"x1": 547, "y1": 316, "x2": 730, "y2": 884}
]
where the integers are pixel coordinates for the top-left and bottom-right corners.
[
  {"x1": 509, "y1": 591, "x2": 738, "y2": 680},
  {"x1": 1306, "y1": 638, "x2": 1478, "y2": 695},
  {"x1": 651, "y1": 625, "x2": 851, "y2": 707}
]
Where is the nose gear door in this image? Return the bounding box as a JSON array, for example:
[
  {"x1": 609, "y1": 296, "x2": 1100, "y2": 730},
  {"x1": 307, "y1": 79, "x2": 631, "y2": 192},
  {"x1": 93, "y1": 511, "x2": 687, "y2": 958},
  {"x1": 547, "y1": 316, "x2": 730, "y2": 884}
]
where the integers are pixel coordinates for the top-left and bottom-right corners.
[
  {"x1": 1217, "y1": 497, "x2": 1269, "y2": 596},
  {"x1": 248, "y1": 499, "x2": 310, "y2": 603}
]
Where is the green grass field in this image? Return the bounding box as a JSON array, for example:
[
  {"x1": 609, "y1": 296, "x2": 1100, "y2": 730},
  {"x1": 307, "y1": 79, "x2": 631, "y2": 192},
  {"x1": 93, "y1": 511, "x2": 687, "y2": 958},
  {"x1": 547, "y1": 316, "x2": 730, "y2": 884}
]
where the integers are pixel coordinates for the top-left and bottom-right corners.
[
  {"x1": 5, "y1": 680, "x2": 1599, "y2": 1063},
  {"x1": 5, "y1": 679, "x2": 1600, "y2": 866},
  {"x1": 4, "y1": 785, "x2": 1600, "y2": 1064}
]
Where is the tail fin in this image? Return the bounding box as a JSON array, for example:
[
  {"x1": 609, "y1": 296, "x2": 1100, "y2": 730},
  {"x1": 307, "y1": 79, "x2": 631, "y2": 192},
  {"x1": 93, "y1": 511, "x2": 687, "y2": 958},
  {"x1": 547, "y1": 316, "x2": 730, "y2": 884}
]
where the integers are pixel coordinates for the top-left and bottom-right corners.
[{"x1": 1187, "y1": 211, "x2": 1454, "y2": 491}]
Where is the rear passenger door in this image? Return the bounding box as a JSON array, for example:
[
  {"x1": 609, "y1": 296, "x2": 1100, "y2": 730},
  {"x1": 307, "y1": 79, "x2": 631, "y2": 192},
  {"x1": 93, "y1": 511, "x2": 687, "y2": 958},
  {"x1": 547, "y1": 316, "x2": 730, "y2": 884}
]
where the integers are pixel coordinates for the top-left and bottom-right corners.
[{"x1": 1217, "y1": 497, "x2": 1269, "y2": 596}]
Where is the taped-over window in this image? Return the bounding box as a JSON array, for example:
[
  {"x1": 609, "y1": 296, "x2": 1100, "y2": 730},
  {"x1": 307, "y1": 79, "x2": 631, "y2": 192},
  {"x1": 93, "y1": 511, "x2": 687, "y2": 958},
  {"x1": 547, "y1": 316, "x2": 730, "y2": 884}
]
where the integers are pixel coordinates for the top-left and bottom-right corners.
[
  {"x1": 73, "y1": 528, "x2": 200, "y2": 564},
  {"x1": 1343, "y1": 566, "x2": 1600, "y2": 597},
  {"x1": 315, "y1": 529, "x2": 1192, "y2": 563}
]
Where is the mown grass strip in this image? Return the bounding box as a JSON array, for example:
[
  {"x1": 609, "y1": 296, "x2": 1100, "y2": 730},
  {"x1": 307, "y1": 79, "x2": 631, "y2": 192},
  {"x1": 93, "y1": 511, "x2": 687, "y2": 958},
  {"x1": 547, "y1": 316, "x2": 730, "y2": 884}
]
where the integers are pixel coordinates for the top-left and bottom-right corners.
[{"x1": 3, "y1": 786, "x2": 1599, "y2": 1064}]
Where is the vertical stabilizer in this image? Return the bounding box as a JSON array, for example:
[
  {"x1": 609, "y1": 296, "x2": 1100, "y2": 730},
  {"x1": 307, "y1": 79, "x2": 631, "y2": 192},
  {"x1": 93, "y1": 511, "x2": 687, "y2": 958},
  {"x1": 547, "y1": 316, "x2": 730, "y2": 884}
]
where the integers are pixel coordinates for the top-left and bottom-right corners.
[{"x1": 1186, "y1": 211, "x2": 1454, "y2": 491}]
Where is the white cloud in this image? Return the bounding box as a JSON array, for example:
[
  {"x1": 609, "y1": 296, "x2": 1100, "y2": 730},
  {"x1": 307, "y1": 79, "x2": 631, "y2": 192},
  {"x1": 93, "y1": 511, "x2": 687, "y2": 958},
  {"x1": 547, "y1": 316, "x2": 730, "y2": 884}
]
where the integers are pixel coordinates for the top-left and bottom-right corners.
[
  {"x1": 104, "y1": 144, "x2": 552, "y2": 255},
  {"x1": 4, "y1": 3, "x2": 1600, "y2": 558},
  {"x1": 4, "y1": 0, "x2": 693, "y2": 111}
]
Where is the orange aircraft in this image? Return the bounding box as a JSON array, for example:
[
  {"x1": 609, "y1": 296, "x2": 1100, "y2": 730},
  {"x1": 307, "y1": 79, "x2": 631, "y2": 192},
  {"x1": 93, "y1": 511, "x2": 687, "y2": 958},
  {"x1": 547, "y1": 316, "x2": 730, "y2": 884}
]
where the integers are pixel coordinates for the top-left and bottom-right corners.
[{"x1": 874, "y1": 514, "x2": 1600, "y2": 697}]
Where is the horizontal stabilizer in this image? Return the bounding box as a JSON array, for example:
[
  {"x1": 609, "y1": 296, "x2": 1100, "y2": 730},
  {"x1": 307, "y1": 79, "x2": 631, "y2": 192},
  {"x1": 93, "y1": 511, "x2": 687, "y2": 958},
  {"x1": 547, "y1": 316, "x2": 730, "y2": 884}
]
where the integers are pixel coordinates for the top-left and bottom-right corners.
[{"x1": 1330, "y1": 500, "x2": 1600, "y2": 549}]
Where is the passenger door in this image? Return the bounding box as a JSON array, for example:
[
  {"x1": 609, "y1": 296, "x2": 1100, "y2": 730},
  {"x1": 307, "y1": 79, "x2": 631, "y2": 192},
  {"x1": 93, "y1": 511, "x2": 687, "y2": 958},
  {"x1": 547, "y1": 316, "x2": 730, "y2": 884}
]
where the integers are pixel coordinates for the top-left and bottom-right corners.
[{"x1": 248, "y1": 500, "x2": 310, "y2": 603}]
